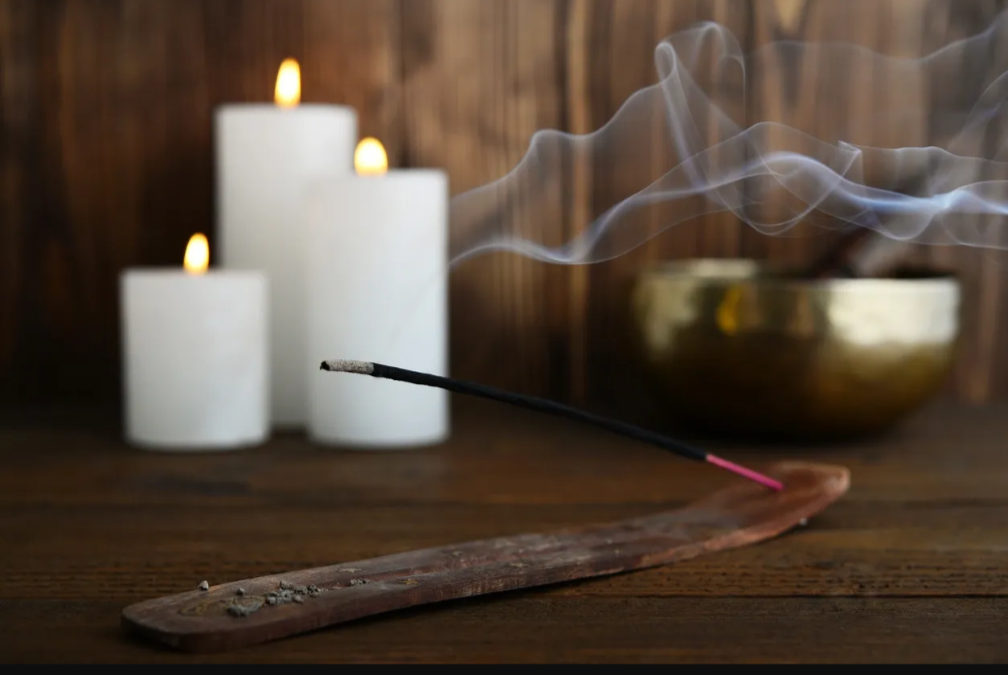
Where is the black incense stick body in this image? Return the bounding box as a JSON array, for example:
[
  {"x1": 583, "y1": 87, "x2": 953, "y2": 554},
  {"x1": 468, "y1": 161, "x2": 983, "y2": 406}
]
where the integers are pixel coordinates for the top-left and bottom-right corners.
[{"x1": 320, "y1": 360, "x2": 783, "y2": 491}]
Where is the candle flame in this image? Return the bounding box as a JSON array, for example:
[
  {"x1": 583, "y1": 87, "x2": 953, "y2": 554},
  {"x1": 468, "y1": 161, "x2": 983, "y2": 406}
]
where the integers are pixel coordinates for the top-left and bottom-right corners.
[
  {"x1": 274, "y1": 58, "x2": 301, "y2": 108},
  {"x1": 184, "y1": 233, "x2": 210, "y2": 275},
  {"x1": 354, "y1": 137, "x2": 388, "y2": 175}
]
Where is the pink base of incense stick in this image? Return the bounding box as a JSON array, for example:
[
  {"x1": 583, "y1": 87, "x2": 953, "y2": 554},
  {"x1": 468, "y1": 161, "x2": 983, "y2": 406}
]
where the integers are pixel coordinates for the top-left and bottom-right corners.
[{"x1": 707, "y1": 454, "x2": 785, "y2": 491}]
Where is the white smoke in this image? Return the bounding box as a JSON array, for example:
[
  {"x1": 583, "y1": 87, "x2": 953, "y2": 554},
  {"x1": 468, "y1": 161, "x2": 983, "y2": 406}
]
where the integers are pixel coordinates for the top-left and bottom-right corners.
[{"x1": 448, "y1": 10, "x2": 1008, "y2": 266}]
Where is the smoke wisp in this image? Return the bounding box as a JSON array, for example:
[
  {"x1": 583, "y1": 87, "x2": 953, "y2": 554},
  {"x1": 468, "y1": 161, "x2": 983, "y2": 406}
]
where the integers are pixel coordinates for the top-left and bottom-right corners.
[{"x1": 447, "y1": 11, "x2": 1008, "y2": 267}]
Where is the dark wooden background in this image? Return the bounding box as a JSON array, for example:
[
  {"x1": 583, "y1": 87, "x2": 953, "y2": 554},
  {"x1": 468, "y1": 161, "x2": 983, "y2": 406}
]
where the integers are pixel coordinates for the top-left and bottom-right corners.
[{"x1": 3, "y1": 0, "x2": 1007, "y2": 413}]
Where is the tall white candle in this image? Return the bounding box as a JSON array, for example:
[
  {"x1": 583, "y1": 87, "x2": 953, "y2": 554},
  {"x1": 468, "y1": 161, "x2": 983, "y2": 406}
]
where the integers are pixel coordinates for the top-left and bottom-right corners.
[
  {"x1": 215, "y1": 58, "x2": 357, "y2": 429},
  {"x1": 120, "y1": 234, "x2": 268, "y2": 451},
  {"x1": 305, "y1": 138, "x2": 450, "y2": 448}
]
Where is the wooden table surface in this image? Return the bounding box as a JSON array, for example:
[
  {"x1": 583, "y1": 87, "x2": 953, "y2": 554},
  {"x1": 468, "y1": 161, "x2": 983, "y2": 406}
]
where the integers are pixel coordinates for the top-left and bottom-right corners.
[{"x1": 1, "y1": 397, "x2": 1007, "y2": 663}]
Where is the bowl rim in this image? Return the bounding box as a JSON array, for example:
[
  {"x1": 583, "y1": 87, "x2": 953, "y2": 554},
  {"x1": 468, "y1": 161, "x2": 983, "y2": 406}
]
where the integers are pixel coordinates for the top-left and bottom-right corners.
[{"x1": 635, "y1": 257, "x2": 961, "y2": 291}]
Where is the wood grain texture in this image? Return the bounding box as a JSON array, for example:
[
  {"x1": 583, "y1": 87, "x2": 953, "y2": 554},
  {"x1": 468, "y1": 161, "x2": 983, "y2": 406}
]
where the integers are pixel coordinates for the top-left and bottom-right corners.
[
  {"x1": 400, "y1": 0, "x2": 572, "y2": 400},
  {"x1": 2, "y1": 0, "x2": 1007, "y2": 407},
  {"x1": 916, "y1": 0, "x2": 1008, "y2": 403},
  {"x1": 3, "y1": 597, "x2": 1007, "y2": 663},
  {"x1": 2, "y1": 397, "x2": 1008, "y2": 662},
  {"x1": 746, "y1": 0, "x2": 930, "y2": 265},
  {"x1": 0, "y1": 0, "x2": 399, "y2": 404},
  {"x1": 570, "y1": 0, "x2": 751, "y2": 416}
]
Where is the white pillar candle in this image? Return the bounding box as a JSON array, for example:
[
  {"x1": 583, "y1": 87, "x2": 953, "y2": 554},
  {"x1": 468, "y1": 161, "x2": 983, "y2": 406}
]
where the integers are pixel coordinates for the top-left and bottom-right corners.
[
  {"x1": 120, "y1": 234, "x2": 268, "y2": 451},
  {"x1": 305, "y1": 138, "x2": 450, "y2": 448},
  {"x1": 215, "y1": 58, "x2": 357, "y2": 429}
]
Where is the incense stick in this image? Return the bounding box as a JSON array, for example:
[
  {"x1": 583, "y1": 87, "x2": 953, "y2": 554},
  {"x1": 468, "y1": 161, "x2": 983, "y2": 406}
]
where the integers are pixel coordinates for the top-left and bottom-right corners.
[{"x1": 320, "y1": 359, "x2": 784, "y2": 492}]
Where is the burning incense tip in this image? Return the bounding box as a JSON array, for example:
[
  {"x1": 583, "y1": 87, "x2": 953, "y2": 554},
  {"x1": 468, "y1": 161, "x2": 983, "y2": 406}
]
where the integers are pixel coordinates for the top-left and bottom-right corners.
[
  {"x1": 320, "y1": 359, "x2": 374, "y2": 375},
  {"x1": 320, "y1": 358, "x2": 783, "y2": 492}
]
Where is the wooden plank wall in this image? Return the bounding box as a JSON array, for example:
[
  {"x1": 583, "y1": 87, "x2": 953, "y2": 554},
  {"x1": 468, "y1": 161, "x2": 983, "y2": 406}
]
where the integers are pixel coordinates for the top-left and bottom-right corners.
[{"x1": 2, "y1": 0, "x2": 1007, "y2": 411}]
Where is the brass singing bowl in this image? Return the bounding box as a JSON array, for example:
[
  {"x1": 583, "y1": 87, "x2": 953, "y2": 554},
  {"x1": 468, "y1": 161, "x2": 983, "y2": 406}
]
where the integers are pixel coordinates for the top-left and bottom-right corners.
[{"x1": 628, "y1": 259, "x2": 962, "y2": 442}]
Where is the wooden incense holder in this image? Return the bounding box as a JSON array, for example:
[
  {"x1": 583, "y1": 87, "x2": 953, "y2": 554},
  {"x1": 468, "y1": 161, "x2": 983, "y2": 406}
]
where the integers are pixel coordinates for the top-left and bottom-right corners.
[{"x1": 122, "y1": 461, "x2": 849, "y2": 654}]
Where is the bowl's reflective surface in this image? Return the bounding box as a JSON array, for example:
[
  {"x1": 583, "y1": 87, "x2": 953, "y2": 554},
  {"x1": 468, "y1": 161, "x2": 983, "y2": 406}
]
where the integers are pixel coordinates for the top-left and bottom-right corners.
[{"x1": 629, "y1": 259, "x2": 961, "y2": 442}]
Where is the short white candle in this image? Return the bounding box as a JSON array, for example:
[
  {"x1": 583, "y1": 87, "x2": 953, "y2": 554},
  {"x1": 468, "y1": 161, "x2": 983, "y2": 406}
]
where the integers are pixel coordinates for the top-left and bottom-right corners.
[
  {"x1": 305, "y1": 138, "x2": 450, "y2": 448},
  {"x1": 120, "y1": 233, "x2": 269, "y2": 451},
  {"x1": 215, "y1": 57, "x2": 357, "y2": 429}
]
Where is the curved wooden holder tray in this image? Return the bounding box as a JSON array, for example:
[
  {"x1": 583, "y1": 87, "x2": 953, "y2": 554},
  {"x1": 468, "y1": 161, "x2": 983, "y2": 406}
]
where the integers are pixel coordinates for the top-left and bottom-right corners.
[{"x1": 122, "y1": 461, "x2": 850, "y2": 653}]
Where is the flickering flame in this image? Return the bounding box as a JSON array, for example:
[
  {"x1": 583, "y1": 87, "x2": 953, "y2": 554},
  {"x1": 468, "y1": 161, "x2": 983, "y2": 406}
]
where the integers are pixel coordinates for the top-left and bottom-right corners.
[
  {"x1": 184, "y1": 233, "x2": 210, "y2": 275},
  {"x1": 274, "y1": 58, "x2": 301, "y2": 108},
  {"x1": 354, "y1": 137, "x2": 388, "y2": 175}
]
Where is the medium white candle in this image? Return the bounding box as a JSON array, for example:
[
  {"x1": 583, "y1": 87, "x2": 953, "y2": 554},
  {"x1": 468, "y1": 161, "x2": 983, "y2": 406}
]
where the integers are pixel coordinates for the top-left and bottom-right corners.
[
  {"x1": 305, "y1": 138, "x2": 450, "y2": 448},
  {"x1": 215, "y1": 58, "x2": 357, "y2": 429},
  {"x1": 120, "y1": 234, "x2": 268, "y2": 451}
]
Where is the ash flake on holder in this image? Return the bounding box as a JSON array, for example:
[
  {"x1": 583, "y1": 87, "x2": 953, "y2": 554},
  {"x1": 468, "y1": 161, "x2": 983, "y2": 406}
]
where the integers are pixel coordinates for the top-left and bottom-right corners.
[
  {"x1": 181, "y1": 580, "x2": 327, "y2": 620},
  {"x1": 225, "y1": 596, "x2": 264, "y2": 617},
  {"x1": 263, "y1": 581, "x2": 323, "y2": 609}
]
